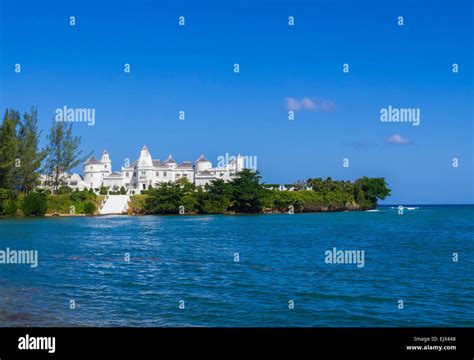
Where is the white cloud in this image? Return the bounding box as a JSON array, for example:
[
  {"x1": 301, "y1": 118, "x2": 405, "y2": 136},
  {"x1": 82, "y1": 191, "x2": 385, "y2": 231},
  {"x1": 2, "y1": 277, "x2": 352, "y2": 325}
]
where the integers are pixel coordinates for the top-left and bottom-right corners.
[
  {"x1": 285, "y1": 97, "x2": 334, "y2": 112},
  {"x1": 387, "y1": 134, "x2": 411, "y2": 145}
]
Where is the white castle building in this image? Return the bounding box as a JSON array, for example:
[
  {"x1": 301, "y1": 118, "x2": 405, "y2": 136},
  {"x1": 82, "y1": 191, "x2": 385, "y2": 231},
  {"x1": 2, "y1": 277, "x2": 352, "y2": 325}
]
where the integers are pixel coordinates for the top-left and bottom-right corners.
[{"x1": 76, "y1": 146, "x2": 246, "y2": 193}]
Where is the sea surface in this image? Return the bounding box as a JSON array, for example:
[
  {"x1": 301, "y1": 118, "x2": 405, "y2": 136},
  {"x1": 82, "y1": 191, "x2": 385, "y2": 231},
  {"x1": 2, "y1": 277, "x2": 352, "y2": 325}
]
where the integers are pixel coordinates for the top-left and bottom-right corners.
[{"x1": 0, "y1": 205, "x2": 473, "y2": 327}]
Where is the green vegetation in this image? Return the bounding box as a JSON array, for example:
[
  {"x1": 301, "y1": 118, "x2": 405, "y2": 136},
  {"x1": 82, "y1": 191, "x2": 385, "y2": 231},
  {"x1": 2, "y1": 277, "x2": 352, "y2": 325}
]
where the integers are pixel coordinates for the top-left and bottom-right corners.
[
  {"x1": 100, "y1": 185, "x2": 128, "y2": 196},
  {"x1": 227, "y1": 170, "x2": 265, "y2": 213},
  {"x1": 0, "y1": 187, "x2": 102, "y2": 216},
  {"x1": 137, "y1": 170, "x2": 391, "y2": 215},
  {"x1": 142, "y1": 171, "x2": 265, "y2": 215},
  {"x1": 0, "y1": 188, "x2": 18, "y2": 216},
  {"x1": 16, "y1": 107, "x2": 46, "y2": 193},
  {"x1": 0, "y1": 108, "x2": 47, "y2": 194},
  {"x1": 0, "y1": 107, "x2": 98, "y2": 216},
  {"x1": 0, "y1": 109, "x2": 19, "y2": 190},
  {"x1": 196, "y1": 179, "x2": 230, "y2": 214},
  {"x1": 354, "y1": 177, "x2": 391, "y2": 209},
  {"x1": 21, "y1": 192, "x2": 47, "y2": 216},
  {"x1": 144, "y1": 182, "x2": 187, "y2": 214},
  {"x1": 42, "y1": 120, "x2": 89, "y2": 194},
  {"x1": 127, "y1": 194, "x2": 147, "y2": 214},
  {"x1": 45, "y1": 188, "x2": 102, "y2": 215},
  {"x1": 83, "y1": 201, "x2": 97, "y2": 216}
]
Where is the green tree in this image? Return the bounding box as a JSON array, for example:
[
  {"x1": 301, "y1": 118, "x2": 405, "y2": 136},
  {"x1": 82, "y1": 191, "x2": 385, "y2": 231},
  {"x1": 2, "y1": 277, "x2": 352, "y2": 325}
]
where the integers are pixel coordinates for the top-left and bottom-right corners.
[
  {"x1": 57, "y1": 185, "x2": 73, "y2": 195},
  {"x1": 0, "y1": 188, "x2": 18, "y2": 216},
  {"x1": 21, "y1": 192, "x2": 47, "y2": 216},
  {"x1": 179, "y1": 180, "x2": 197, "y2": 213},
  {"x1": 197, "y1": 179, "x2": 230, "y2": 214},
  {"x1": 0, "y1": 110, "x2": 19, "y2": 189},
  {"x1": 228, "y1": 169, "x2": 265, "y2": 213},
  {"x1": 175, "y1": 177, "x2": 190, "y2": 186},
  {"x1": 353, "y1": 176, "x2": 391, "y2": 208},
  {"x1": 144, "y1": 183, "x2": 183, "y2": 214},
  {"x1": 307, "y1": 177, "x2": 325, "y2": 193},
  {"x1": 42, "y1": 121, "x2": 88, "y2": 194},
  {"x1": 83, "y1": 201, "x2": 96, "y2": 215},
  {"x1": 15, "y1": 107, "x2": 45, "y2": 193}
]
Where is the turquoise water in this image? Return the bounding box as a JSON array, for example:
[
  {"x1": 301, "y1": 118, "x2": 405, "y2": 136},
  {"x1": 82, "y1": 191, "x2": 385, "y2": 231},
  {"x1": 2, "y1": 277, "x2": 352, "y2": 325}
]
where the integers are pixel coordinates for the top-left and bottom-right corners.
[{"x1": 0, "y1": 206, "x2": 473, "y2": 327}]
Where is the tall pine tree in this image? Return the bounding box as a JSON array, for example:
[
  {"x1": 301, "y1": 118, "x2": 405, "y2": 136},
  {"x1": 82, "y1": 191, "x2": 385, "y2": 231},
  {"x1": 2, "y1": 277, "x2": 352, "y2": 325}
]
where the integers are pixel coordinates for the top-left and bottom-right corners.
[
  {"x1": 0, "y1": 110, "x2": 19, "y2": 189},
  {"x1": 42, "y1": 120, "x2": 88, "y2": 194},
  {"x1": 15, "y1": 107, "x2": 46, "y2": 193}
]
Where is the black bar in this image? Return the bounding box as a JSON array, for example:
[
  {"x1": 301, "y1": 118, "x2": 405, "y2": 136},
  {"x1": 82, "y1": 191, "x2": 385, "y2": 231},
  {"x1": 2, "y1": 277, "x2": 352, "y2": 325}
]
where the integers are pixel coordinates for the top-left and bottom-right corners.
[{"x1": 0, "y1": 328, "x2": 472, "y2": 359}]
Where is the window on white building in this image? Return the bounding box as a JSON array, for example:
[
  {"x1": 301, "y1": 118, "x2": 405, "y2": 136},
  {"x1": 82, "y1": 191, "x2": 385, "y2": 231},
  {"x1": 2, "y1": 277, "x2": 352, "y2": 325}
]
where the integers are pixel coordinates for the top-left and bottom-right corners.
[
  {"x1": 156, "y1": 172, "x2": 159, "y2": 176},
  {"x1": 163, "y1": 171, "x2": 167, "y2": 177}
]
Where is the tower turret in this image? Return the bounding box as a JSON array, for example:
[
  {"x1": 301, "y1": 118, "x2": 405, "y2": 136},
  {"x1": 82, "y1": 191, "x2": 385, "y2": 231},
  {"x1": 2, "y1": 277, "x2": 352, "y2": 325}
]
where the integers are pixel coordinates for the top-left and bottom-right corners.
[
  {"x1": 101, "y1": 150, "x2": 112, "y2": 176},
  {"x1": 195, "y1": 154, "x2": 212, "y2": 173}
]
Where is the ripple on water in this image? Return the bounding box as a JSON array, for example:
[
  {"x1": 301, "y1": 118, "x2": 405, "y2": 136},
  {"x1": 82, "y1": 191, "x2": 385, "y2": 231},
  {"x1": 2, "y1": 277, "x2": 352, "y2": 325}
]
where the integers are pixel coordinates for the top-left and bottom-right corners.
[{"x1": 0, "y1": 208, "x2": 473, "y2": 326}]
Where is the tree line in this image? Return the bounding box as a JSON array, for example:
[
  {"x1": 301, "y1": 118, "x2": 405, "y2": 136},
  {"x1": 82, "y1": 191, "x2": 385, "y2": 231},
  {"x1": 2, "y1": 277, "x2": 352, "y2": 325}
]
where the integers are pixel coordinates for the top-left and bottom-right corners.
[
  {"x1": 0, "y1": 107, "x2": 92, "y2": 216},
  {"x1": 132, "y1": 170, "x2": 391, "y2": 215},
  {"x1": 0, "y1": 107, "x2": 87, "y2": 193}
]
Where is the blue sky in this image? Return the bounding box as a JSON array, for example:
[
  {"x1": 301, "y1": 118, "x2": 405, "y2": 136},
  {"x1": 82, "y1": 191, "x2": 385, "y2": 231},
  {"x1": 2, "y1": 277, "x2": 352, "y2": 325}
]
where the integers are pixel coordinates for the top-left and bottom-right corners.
[{"x1": 0, "y1": 0, "x2": 472, "y2": 204}]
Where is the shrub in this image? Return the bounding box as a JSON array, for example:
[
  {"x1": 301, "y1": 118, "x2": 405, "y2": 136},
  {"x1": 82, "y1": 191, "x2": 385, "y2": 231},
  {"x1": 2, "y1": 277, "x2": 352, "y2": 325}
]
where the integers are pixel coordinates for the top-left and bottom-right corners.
[
  {"x1": 144, "y1": 183, "x2": 183, "y2": 214},
  {"x1": 46, "y1": 194, "x2": 71, "y2": 214},
  {"x1": 4, "y1": 199, "x2": 18, "y2": 216},
  {"x1": 196, "y1": 180, "x2": 230, "y2": 214},
  {"x1": 271, "y1": 191, "x2": 301, "y2": 212},
  {"x1": 83, "y1": 201, "x2": 96, "y2": 215},
  {"x1": 128, "y1": 195, "x2": 147, "y2": 214},
  {"x1": 57, "y1": 186, "x2": 73, "y2": 195},
  {"x1": 70, "y1": 190, "x2": 88, "y2": 202},
  {"x1": 200, "y1": 197, "x2": 229, "y2": 214},
  {"x1": 0, "y1": 189, "x2": 18, "y2": 216},
  {"x1": 22, "y1": 192, "x2": 47, "y2": 216}
]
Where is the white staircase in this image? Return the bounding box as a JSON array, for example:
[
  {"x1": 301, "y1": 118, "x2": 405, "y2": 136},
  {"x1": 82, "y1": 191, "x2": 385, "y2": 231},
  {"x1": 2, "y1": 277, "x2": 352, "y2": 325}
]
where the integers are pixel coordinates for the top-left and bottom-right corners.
[{"x1": 99, "y1": 195, "x2": 130, "y2": 215}]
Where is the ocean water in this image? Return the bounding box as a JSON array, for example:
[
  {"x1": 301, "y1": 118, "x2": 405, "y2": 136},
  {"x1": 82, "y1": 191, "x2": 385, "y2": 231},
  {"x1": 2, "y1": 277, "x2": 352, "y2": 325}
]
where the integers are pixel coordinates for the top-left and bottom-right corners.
[{"x1": 0, "y1": 206, "x2": 473, "y2": 327}]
